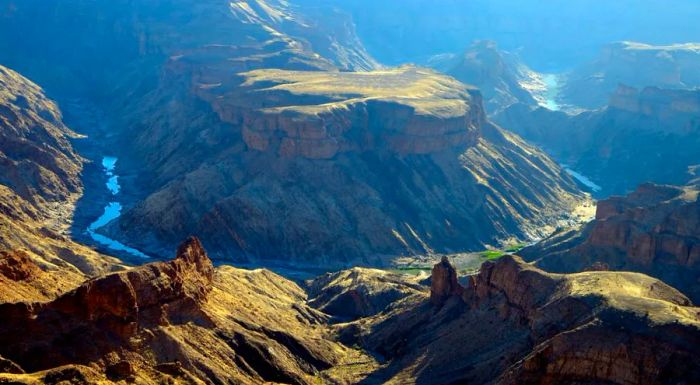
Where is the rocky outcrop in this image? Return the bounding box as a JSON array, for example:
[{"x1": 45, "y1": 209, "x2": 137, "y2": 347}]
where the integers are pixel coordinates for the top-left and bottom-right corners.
[
  {"x1": 522, "y1": 183, "x2": 700, "y2": 302},
  {"x1": 0, "y1": 237, "x2": 214, "y2": 371},
  {"x1": 429, "y1": 256, "x2": 463, "y2": 306},
  {"x1": 345, "y1": 255, "x2": 700, "y2": 385},
  {"x1": 561, "y1": 41, "x2": 700, "y2": 109},
  {"x1": 0, "y1": 237, "x2": 378, "y2": 384}
]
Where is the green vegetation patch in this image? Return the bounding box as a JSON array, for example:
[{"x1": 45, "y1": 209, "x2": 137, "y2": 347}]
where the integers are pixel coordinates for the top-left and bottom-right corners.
[
  {"x1": 479, "y1": 250, "x2": 506, "y2": 260},
  {"x1": 504, "y1": 243, "x2": 527, "y2": 253}
]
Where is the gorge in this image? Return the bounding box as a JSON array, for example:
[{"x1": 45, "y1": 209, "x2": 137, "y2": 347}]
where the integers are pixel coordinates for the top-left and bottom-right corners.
[{"x1": 1, "y1": 1, "x2": 700, "y2": 384}]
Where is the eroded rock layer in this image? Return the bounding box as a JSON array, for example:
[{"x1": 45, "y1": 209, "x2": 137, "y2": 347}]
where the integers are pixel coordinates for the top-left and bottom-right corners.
[
  {"x1": 495, "y1": 85, "x2": 700, "y2": 197},
  {"x1": 111, "y1": 60, "x2": 584, "y2": 263}
]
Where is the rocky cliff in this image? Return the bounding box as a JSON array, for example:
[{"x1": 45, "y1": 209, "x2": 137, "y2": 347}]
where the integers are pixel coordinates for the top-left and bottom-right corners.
[
  {"x1": 521, "y1": 183, "x2": 700, "y2": 303},
  {"x1": 342, "y1": 255, "x2": 700, "y2": 384},
  {"x1": 0, "y1": 237, "x2": 378, "y2": 384},
  {"x1": 561, "y1": 41, "x2": 700, "y2": 109},
  {"x1": 494, "y1": 85, "x2": 700, "y2": 197}
]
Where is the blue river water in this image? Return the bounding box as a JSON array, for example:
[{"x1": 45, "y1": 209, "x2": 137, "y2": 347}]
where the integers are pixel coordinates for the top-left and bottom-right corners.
[
  {"x1": 86, "y1": 157, "x2": 150, "y2": 259},
  {"x1": 563, "y1": 165, "x2": 602, "y2": 193},
  {"x1": 541, "y1": 73, "x2": 561, "y2": 111}
]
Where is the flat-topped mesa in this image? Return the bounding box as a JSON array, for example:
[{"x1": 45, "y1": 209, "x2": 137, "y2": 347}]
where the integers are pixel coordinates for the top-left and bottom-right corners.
[
  {"x1": 211, "y1": 66, "x2": 483, "y2": 159},
  {"x1": 430, "y1": 256, "x2": 464, "y2": 306}
]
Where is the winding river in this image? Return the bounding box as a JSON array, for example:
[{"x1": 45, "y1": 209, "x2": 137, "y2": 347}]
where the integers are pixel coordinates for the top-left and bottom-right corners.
[{"x1": 86, "y1": 156, "x2": 150, "y2": 259}]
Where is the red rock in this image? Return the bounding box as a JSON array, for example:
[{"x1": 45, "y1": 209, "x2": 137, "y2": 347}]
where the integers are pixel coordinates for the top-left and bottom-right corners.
[{"x1": 430, "y1": 256, "x2": 464, "y2": 306}]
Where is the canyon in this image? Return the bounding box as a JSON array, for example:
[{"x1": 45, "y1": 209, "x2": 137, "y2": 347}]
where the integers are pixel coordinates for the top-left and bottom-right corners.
[
  {"x1": 0, "y1": 0, "x2": 586, "y2": 264},
  {"x1": 2, "y1": 0, "x2": 700, "y2": 384}
]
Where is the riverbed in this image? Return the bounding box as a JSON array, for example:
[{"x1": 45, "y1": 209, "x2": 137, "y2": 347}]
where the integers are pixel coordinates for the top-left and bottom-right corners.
[{"x1": 86, "y1": 156, "x2": 150, "y2": 259}]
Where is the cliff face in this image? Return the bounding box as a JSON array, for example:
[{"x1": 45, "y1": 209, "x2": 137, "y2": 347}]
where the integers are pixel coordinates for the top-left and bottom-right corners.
[
  {"x1": 343, "y1": 255, "x2": 700, "y2": 385},
  {"x1": 522, "y1": 183, "x2": 700, "y2": 302},
  {"x1": 494, "y1": 85, "x2": 700, "y2": 197},
  {"x1": 561, "y1": 41, "x2": 700, "y2": 109},
  {"x1": 0, "y1": 65, "x2": 125, "y2": 302}
]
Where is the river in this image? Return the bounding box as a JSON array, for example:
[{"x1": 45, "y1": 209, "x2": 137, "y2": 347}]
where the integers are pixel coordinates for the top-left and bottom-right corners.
[
  {"x1": 541, "y1": 73, "x2": 561, "y2": 111},
  {"x1": 86, "y1": 156, "x2": 150, "y2": 259}
]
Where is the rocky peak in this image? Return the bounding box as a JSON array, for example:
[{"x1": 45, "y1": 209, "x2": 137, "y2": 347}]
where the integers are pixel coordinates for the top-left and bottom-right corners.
[{"x1": 430, "y1": 256, "x2": 464, "y2": 306}]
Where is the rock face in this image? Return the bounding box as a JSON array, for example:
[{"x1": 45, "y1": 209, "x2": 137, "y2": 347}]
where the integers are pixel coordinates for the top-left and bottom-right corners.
[
  {"x1": 0, "y1": 237, "x2": 378, "y2": 384},
  {"x1": 494, "y1": 85, "x2": 700, "y2": 197},
  {"x1": 561, "y1": 41, "x2": 700, "y2": 109},
  {"x1": 344, "y1": 255, "x2": 700, "y2": 385},
  {"x1": 429, "y1": 256, "x2": 463, "y2": 306},
  {"x1": 521, "y1": 183, "x2": 700, "y2": 302}
]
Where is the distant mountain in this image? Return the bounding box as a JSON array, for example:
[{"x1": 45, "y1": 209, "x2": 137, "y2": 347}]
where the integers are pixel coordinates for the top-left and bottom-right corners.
[
  {"x1": 561, "y1": 42, "x2": 700, "y2": 109},
  {"x1": 435, "y1": 40, "x2": 550, "y2": 115},
  {"x1": 302, "y1": 0, "x2": 700, "y2": 71},
  {"x1": 494, "y1": 85, "x2": 700, "y2": 197},
  {"x1": 521, "y1": 182, "x2": 700, "y2": 302}
]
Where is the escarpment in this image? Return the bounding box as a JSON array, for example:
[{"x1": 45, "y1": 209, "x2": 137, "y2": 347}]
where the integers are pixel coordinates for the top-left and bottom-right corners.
[
  {"x1": 561, "y1": 41, "x2": 700, "y2": 109},
  {"x1": 495, "y1": 84, "x2": 700, "y2": 197},
  {"x1": 340, "y1": 255, "x2": 700, "y2": 385}
]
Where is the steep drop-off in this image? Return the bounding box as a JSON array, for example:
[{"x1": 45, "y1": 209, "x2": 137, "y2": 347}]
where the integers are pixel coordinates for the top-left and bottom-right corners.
[{"x1": 561, "y1": 41, "x2": 700, "y2": 109}]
